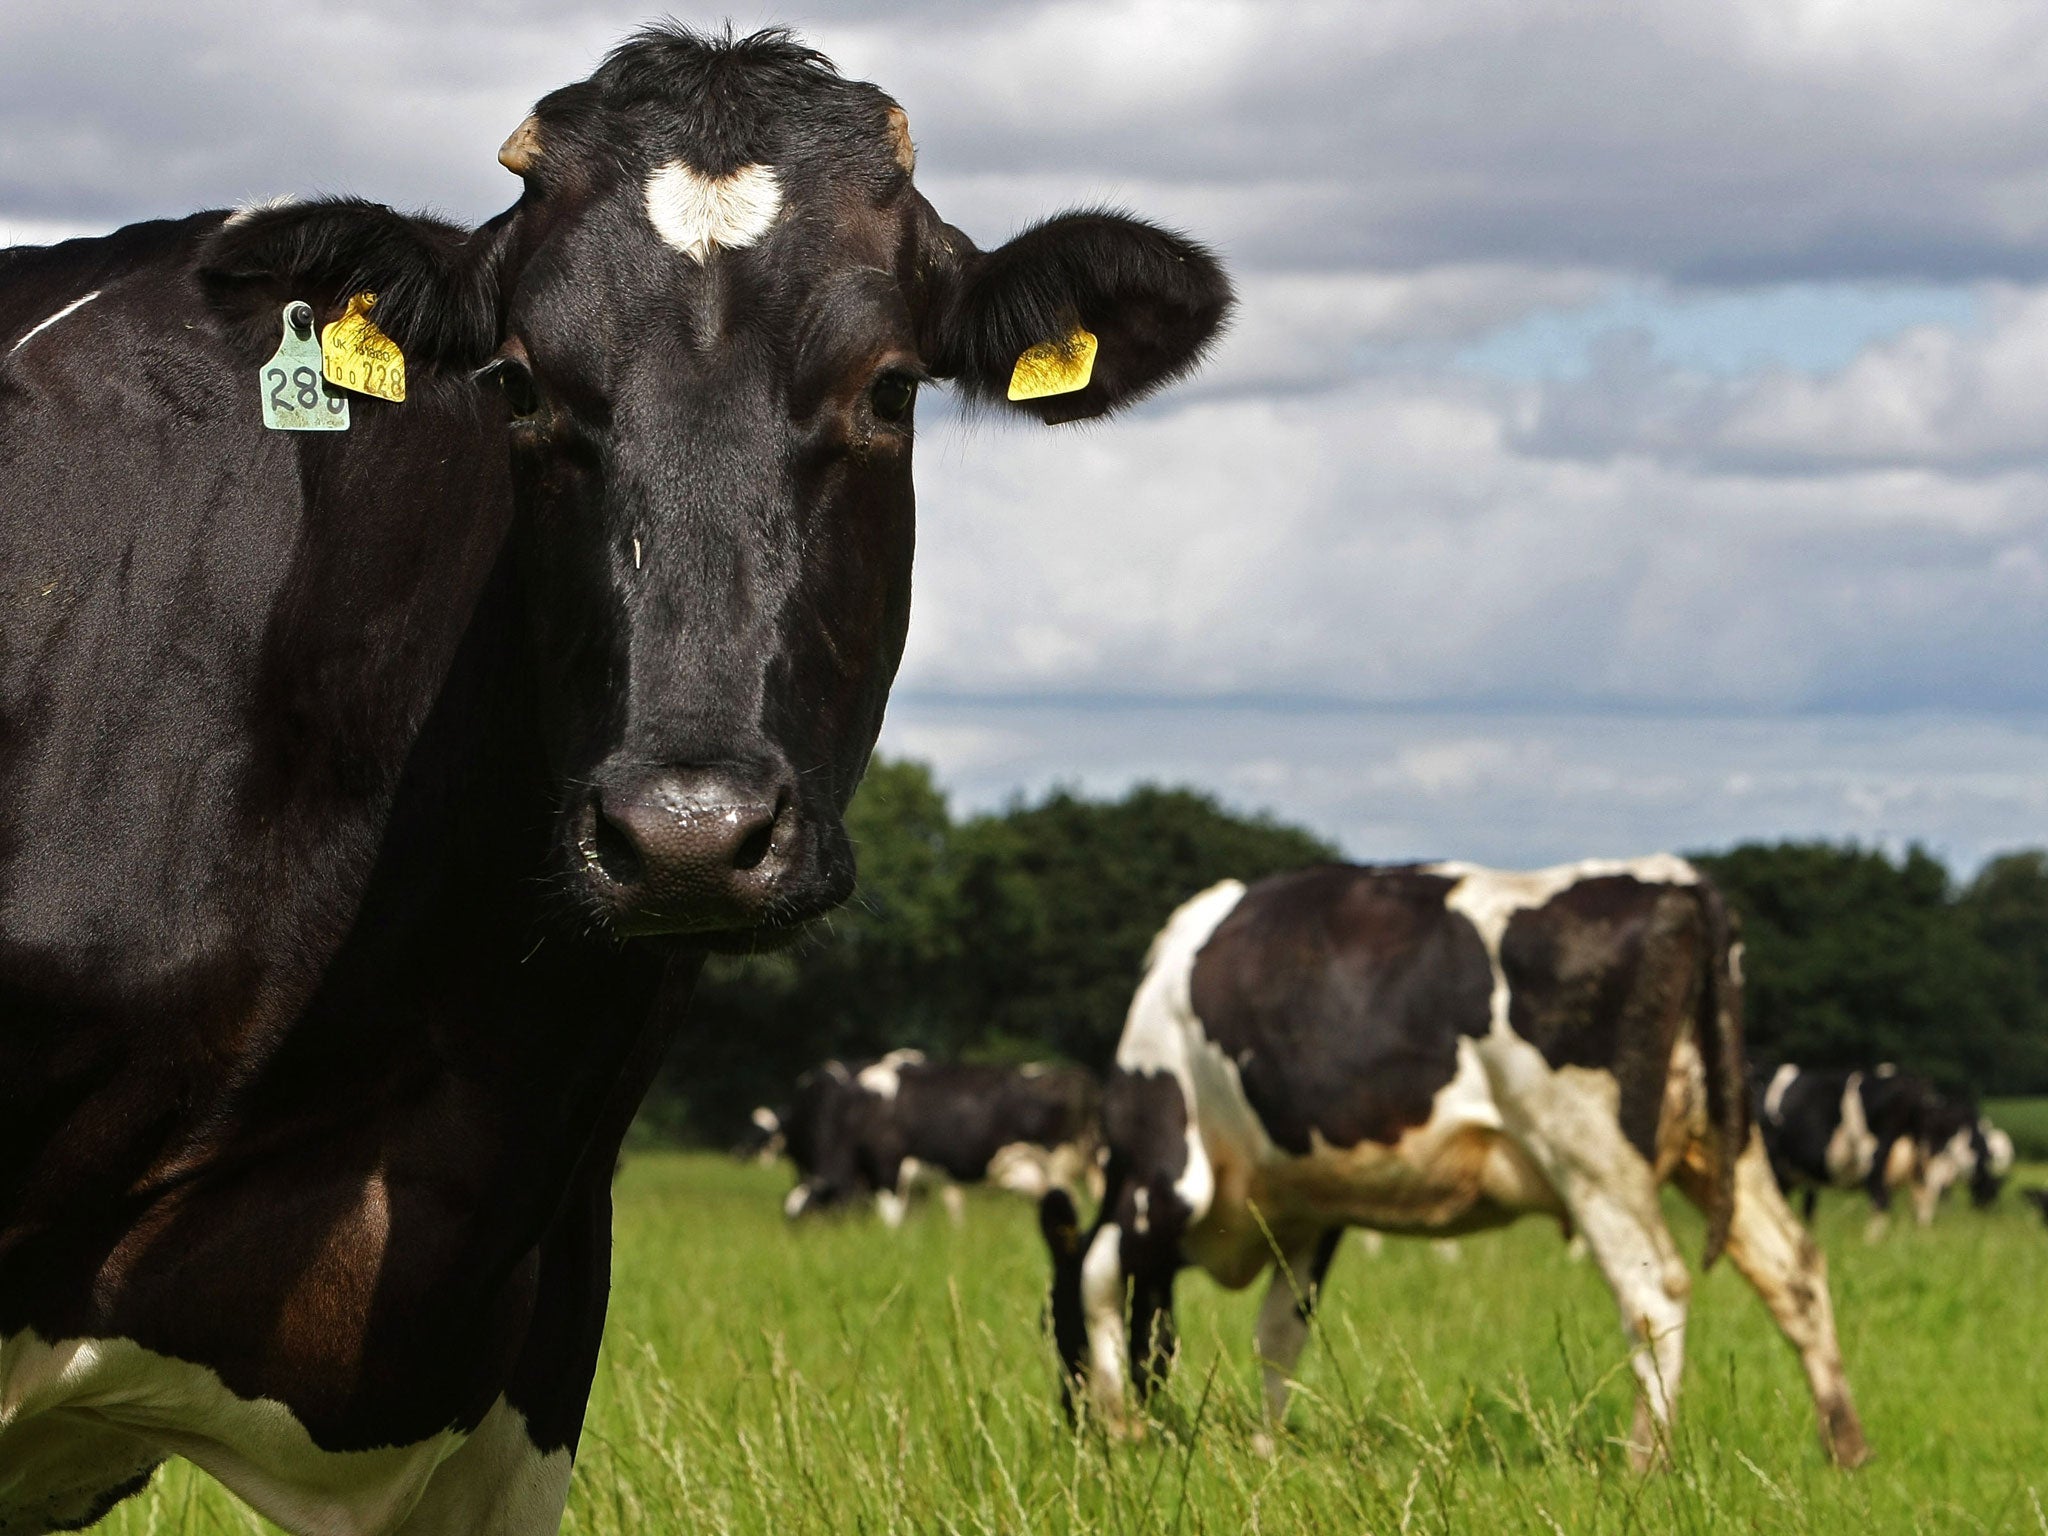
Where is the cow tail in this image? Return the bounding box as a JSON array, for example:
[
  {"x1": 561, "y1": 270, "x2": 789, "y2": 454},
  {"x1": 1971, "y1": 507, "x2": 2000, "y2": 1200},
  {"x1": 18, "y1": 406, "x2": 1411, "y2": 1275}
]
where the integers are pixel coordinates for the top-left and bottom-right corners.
[{"x1": 1692, "y1": 874, "x2": 1748, "y2": 1269}]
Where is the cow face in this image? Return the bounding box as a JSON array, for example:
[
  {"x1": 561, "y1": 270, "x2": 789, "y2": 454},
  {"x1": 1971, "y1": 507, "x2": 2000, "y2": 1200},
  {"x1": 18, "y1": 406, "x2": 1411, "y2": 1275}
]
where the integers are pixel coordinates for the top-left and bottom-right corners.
[
  {"x1": 475, "y1": 29, "x2": 1231, "y2": 942},
  {"x1": 1969, "y1": 1121, "x2": 2011, "y2": 1207},
  {"x1": 777, "y1": 1062, "x2": 868, "y2": 1218},
  {"x1": 1038, "y1": 1189, "x2": 1092, "y2": 1409},
  {"x1": 1038, "y1": 1179, "x2": 1183, "y2": 1426}
]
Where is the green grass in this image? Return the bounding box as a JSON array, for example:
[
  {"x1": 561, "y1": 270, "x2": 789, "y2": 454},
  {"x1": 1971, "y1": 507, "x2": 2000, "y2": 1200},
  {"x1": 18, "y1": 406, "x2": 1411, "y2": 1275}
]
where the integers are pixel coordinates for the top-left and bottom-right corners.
[{"x1": 104, "y1": 1153, "x2": 2048, "y2": 1535}]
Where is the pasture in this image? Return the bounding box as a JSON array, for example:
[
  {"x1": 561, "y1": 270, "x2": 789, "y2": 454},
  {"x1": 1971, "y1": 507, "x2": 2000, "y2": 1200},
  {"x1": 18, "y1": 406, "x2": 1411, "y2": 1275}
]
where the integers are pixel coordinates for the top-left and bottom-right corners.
[{"x1": 108, "y1": 1152, "x2": 2047, "y2": 1535}]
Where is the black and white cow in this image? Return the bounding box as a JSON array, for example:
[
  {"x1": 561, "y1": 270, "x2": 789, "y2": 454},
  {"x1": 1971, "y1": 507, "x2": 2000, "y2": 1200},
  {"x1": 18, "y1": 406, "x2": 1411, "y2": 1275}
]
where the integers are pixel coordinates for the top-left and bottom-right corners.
[
  {"x1": 734, "y1": 1106, "x2": 790, "y2": 1166},
  {"x1": 0, "y1": 27, "x2": 1228, "y2": 1535},
  {"x1": 781, "y1": 1051, "x2": 1101, "y2": 1226},
  {"x1": 1040, "y1": 860, "x2": 1869, "y2": 1469},
  {"x1": 1755, "y1": 1064, "x2": 2014, "y2": 1229}
]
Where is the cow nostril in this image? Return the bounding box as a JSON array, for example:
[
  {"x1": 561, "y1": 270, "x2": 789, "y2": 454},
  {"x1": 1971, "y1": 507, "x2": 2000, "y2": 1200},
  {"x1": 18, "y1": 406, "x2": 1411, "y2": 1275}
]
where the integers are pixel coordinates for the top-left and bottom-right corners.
[
  {"x1": 589, "y1": 806, "x2": 646, "y2": 887},
  {"x1": 732, "y1": 818, "x2": 774, "y2": 873}
]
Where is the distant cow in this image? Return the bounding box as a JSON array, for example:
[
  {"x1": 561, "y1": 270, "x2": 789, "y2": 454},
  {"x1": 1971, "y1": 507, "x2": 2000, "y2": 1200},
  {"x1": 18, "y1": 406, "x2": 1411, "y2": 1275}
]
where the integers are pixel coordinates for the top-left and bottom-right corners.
[
  {"x1": 1040, "y1": 860, "x2": 1868, "y2": 1469},
  {"x1": 783, "y1": 1052, "x2": 1100, "y2": 1225},
  {"x1": 734, "y1": 1105, "x2": 789, "y2": 1166},
  {"x1": 1755, "y1": 1065, "x2": 2012, "y2": 1227}
]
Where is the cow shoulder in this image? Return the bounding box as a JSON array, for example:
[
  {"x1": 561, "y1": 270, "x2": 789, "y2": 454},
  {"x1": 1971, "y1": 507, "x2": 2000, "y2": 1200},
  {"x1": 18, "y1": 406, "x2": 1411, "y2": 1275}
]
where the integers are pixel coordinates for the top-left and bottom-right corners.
[{"x1": 1187, "y1": 863, "x2": 1492, "y2": 1155}]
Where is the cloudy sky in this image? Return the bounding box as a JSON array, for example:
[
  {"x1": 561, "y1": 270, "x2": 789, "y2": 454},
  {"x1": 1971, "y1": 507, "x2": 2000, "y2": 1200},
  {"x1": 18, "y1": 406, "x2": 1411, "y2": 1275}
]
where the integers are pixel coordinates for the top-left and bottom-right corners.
[{"x1": 7, "y1": 1, "x2": 2045, "y2": 870}]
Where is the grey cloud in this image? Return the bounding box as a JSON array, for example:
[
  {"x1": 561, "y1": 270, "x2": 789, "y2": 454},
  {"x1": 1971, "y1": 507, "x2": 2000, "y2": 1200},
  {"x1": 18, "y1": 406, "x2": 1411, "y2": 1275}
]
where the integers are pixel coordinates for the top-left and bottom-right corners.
[{"x1": 9, "y1": 1, "x2": 2048, "y2": 283}]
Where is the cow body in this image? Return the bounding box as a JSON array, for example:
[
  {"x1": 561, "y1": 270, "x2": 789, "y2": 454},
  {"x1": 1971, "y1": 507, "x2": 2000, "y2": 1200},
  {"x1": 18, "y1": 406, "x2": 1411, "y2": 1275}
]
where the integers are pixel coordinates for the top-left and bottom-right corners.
[
  {"x1": 781, "y1": 1052, "x2": 1100, "y2": 1226},
  {"x1": 0, "y1": 28, "x2": 1229, "y2": 1534},
  {"x1": 1042, "y1": 860, "x2": 1868, "y2": 1469},
  {"x1": 1756, "y1": 1064, "x2": 2013, "y2": 1228}
]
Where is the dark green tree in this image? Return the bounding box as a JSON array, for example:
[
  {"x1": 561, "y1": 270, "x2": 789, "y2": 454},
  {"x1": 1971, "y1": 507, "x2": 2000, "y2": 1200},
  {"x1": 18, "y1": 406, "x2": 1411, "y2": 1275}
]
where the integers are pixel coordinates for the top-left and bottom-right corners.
[
  {"x1": 644, "y1": 765, "x2": 1336, "y2": 1141},
  {"x1": 1693, "y1": 842, "x2": 2019, "y2": 1092},
  {"x1": 949, "y1": 785, "x2": 1336, "y2": 1067},
  {"x1": 1959, "y1": 850, "x2": 2048, "y2": 1091}
]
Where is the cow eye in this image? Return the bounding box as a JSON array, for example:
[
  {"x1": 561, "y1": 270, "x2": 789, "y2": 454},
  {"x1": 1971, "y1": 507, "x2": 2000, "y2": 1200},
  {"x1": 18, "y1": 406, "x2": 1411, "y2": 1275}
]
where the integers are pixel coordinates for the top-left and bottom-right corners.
[
  {"x1": 481, "y1": 358, "x2": 540, "y2": 418},
  {"x1": 868, "y1": 371, "x2": 918, "y2": 425}
]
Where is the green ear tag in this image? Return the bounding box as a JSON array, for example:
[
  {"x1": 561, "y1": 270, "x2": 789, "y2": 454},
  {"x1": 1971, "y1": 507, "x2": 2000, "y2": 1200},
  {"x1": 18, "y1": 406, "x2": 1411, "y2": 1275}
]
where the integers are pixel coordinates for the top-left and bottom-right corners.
[{"x1": 259, "y1": 303, "x2": 350, "y2": 432}]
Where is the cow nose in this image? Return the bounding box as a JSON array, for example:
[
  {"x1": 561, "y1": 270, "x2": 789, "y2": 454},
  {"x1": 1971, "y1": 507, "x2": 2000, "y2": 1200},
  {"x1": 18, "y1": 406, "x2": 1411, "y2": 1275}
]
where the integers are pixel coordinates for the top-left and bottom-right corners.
[{"x1": 585, "y1": 768, "x2": 792, "y2": 926}]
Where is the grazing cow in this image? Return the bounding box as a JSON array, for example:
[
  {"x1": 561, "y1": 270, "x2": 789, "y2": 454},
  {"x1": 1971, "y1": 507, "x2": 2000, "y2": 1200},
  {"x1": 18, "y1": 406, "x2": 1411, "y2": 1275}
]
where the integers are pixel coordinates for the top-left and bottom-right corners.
[
  {"x1": 1040, "y1": 860, "x2": 1869, "y2": 1469},
  {"x1": 1755, "y1": 1065, "x2": 2011, "y2": 1228},
  {"x1": 735, "y1": 1106, "x2": 789, "y2": 1166},
  {"x1": 0, "y1": 27, "x2": 1228, "y2": 1535},
  {"x1": 782, "y1": 1051, "x2": 1101, "y2": 1226}
]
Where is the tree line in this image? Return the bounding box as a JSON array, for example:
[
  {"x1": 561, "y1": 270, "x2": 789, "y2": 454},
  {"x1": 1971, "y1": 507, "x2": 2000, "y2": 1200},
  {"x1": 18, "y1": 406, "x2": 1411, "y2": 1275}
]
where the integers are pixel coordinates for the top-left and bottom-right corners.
[{"x1": 641, "y1": 758, "x2": 2048, "y2": 1142}]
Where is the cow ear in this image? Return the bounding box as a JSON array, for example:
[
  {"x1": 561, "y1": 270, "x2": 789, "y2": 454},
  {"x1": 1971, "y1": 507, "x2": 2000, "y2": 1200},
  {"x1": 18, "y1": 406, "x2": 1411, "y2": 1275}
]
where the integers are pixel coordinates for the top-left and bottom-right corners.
[
  {"x1": 924, "y1": 209, "x2": 1232, "y2": 426},
  {"x1": 201, "y1": 197, "x2": 505, "y2": 372}
]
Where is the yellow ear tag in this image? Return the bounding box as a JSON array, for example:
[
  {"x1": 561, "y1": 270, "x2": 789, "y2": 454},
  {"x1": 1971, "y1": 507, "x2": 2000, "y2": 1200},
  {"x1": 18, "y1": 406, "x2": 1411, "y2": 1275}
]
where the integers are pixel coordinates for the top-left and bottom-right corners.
[
  {"x1": 321, "y1": 292, "x2": 407, "y2": 403},
  {"x1": 1007, "y1": 326, "x2": 1097, "y2": 402}
]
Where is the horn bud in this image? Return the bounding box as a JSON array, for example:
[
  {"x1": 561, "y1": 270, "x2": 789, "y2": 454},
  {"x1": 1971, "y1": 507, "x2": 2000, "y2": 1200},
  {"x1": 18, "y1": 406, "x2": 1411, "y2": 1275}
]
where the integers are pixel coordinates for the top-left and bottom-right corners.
[
  {"x1": 498, "y1": 115, "x2": 542, "y2": 176},
  {"x1": 885, "y1": 105, "x2": 915, "y2": 175}
]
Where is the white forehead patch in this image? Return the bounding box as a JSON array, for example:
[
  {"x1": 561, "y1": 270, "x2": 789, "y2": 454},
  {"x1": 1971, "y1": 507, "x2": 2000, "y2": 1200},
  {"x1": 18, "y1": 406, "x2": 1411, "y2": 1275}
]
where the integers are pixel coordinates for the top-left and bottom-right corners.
[{"x1": 643, "y1": 161, "x2": 783, "y2": 261}]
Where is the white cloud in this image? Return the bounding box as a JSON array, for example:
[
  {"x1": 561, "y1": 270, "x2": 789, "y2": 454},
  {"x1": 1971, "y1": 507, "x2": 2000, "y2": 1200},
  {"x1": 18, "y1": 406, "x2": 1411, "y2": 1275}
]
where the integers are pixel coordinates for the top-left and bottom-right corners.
[
  {"x1": 1518, "y1": 283, "x2": 2048, "y2": 472},
  {"x1": 907, "y1": 356, "x2": 2048, "y2": 711}
]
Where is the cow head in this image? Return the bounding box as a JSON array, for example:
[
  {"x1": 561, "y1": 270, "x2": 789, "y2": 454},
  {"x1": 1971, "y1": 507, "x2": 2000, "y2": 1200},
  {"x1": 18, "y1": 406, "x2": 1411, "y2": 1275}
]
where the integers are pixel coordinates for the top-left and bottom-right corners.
[
  {"x1": 207, "y1": 27, "x2": 1230, "y2": 945},
  {"x1": 777, "y1": 1060, "x2": 867, "y2": 1218},
  {"x1": 732, "y1": 1104, "x2": 787, "y2": 1165},
  {"x1": 493, "y1": 29, "x2": 1231, "y2": 944},
  {"x1": 1038, "y1": 1171, "x2": 1183, "y2": 1428},
  {"x1": 1970, "y1": 1119, "x2": 2013, "y2": 1208},
  {"x1": 1038, "y1": 1189, "x2": 1092, "y2": 1412}
]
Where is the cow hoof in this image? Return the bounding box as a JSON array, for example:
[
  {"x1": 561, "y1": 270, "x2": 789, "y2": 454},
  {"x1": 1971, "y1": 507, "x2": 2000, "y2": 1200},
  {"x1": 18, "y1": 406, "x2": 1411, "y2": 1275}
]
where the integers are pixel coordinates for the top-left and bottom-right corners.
[
  {"x1": 1825, "y1": 1407, "x2": 1871, "y2": 1470},
  {"x1": 1250, "y1": 1431, "x2": 1278, "y2": 1460}
]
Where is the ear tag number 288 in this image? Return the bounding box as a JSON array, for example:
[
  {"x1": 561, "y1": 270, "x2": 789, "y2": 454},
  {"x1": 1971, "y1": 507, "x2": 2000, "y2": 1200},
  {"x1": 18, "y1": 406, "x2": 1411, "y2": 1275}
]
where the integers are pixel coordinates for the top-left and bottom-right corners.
[{"x1": 259, "y1": 302, "x2": 350, "y2": 432}]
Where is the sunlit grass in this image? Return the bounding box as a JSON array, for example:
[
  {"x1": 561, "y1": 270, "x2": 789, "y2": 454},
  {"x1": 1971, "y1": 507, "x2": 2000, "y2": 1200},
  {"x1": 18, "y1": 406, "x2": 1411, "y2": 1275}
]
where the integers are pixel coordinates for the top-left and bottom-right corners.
[{"x1": 103, "y1": 1152, "x2": 2048, "y2": 1534}]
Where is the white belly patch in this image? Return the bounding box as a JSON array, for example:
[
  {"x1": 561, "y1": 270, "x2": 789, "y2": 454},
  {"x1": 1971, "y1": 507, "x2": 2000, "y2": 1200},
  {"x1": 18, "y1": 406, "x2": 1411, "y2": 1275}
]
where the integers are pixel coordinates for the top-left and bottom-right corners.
[
  {"x1": 0, "y1": 1329, "x2": 566, "y2": 1535},
  {"x1": 1823, "y1": 1074, "x2": 1878, "y2": 1186}
]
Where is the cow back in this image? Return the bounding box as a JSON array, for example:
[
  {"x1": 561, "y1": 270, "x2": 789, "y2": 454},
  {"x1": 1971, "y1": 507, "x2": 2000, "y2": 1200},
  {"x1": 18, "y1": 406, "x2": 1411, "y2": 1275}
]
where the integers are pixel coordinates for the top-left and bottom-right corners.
[{"x1": 1187, "y1": 865, "x2": 1494, "y2": 1155}]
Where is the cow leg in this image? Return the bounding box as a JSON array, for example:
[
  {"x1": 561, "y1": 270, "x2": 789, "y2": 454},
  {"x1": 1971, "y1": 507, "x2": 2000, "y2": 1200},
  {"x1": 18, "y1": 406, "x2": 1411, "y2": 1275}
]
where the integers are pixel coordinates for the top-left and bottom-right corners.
[
  {"x1": 1679, "y1": 1131, "x2": 1868, "y2": 1468},
  {"x1": 1253, "y1": 1227, "x2": 1343, "y2": 1437},
  {"x1": 874, "y1": 1157, "x2": 913, "y2": 1229},
  {"x1": 1078, "y1": 1219, "x2": 1132, "y2": 1429},
  {"x1": 941, "y1": 1182, "x2": 967, "y2": 1226},
  {"x1": 1493, "y1": 1065, "x2": 1691, "y2": 1470},
  {"x1": 1800, "y1": 1186, "x2": 1818, "y2": 1224},
  {"x1": 394, "y1": 1174, "x2": 609, "y2": 1534},
  {"x1": 387, "y1": 1400, "x2": 573, "y2": 1536}
]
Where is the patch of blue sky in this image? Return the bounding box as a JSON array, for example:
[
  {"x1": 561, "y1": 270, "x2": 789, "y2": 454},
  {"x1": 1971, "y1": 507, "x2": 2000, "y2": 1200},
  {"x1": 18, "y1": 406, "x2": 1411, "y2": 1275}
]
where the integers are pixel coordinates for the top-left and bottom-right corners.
[{"x1": 1457, "y1": 281, "x2": 1983, "y2": 380}]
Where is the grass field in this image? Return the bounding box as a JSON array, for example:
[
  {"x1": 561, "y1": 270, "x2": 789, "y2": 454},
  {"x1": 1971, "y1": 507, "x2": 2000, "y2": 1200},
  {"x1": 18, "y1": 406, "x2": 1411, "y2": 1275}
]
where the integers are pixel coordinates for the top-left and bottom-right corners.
[{"x1": 105, "y1": 1152, "x2": 2048, "y2": 1535}]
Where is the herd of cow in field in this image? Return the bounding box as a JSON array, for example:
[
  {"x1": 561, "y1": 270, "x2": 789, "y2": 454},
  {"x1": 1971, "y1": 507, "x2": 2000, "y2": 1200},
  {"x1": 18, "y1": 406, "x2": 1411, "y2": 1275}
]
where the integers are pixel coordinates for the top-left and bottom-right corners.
[
  {"x1": 0, "y1": 22, "x2": 2032, "y2": 1536},
  {"x1": 748, "y1": 859, "x2": 2028, "y2": 1476}
]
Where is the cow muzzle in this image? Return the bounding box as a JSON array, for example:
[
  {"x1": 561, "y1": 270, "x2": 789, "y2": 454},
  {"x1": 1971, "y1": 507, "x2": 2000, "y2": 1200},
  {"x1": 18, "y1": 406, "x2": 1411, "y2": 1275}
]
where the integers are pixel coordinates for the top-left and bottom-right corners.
[{"x1": 574, "y1": 765, "x2": 841, "y2": 938}]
